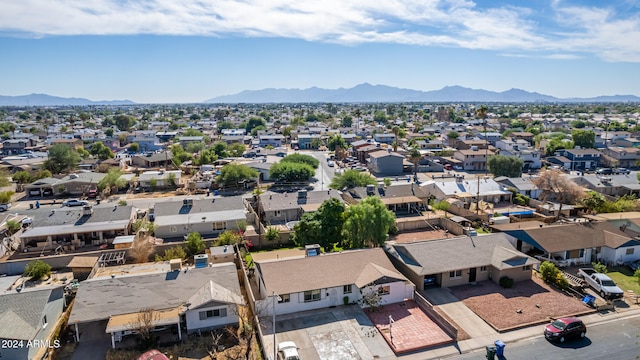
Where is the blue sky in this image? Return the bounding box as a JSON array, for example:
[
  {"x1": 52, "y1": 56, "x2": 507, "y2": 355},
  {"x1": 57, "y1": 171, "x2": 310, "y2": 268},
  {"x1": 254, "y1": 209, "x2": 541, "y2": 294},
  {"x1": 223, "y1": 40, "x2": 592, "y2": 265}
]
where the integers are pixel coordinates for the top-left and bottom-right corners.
[{"x1": 0, "y1": 0, "x2": 639, "y2": 103}]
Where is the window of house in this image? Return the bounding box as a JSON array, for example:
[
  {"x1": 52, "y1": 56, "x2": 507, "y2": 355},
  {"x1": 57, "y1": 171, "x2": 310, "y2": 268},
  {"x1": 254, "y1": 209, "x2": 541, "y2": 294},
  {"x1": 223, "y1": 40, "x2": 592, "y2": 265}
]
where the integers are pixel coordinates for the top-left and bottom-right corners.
[
  {"x1": 523, "y1": 265, "x2": 532, "y2": 271},
  {"x1": 480, "y1": 266, "x2": 487, "y2": 272},
  {"x1": 199, "y1": 308, "x2": 228, "y2": 320},
  {"x1": 170, "y1": 226, "x2": 177, "y2": 233},
  {"x1": 626, "y1": 248, "x2": 635, "y2": 255},
  {"x1": 278, "y1": 294, "x2": 290, "y2": 303},
  {"x1": 304, "y1": 289, "x2": 321, "y2": 302},
  {"x1": 377, "y1": 286, "x2": 390, "y2": 295},
  {"x1": 274, "y1": 210, "x2": 281, "y2": 217},
  {"x1": 42, "y1": 315, "x2": 48, "y2": 328},
  {"x1": 449, "y1": 270, "x2": 462, "y2": 278},
  {"x1": 343, "y1": 285, "x2": 352, "y2": 294},
  {"x1": 213, "y1": 222, "x2": 226, "y2": 231}
]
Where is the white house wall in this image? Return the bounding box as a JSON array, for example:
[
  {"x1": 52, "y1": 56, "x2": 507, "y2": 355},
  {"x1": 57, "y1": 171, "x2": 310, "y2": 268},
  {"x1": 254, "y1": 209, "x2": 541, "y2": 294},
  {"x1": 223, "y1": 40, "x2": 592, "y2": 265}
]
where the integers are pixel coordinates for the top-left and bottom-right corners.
[{"x1": 185, "y1": 305, "x2": 239, "y2": 333}]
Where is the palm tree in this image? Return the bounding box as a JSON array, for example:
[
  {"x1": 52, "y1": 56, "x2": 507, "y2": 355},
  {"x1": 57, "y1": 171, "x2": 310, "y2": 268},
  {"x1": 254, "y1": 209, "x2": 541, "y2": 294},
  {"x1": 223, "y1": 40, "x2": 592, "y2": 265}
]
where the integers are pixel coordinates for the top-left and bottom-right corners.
[
  {"x1": 391, "y1": 126, "x2": 400, "y2": 151},
  {"x1": 409, "y1": 147, "x2": 422, "y2": 179},
  {"x1": 353, "y1": 108, "x2": 362, "y2": 137}
]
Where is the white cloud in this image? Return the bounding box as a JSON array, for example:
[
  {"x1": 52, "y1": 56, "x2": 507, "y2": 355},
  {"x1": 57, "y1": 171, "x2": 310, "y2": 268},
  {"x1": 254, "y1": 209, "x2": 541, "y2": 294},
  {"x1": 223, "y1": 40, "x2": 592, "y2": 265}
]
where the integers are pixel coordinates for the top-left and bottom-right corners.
[{"x1": 1, "y1": 0, "x2": 639, "y2": 62}]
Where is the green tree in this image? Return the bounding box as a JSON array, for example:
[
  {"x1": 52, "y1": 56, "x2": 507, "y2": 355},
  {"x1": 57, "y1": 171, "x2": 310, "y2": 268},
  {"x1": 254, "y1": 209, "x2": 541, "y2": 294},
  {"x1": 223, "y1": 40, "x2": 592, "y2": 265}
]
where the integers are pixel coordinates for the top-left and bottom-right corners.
[
  {"x1": 12, "y1": 170, "x2": 33, "y2": 185},
  {"x1": 129, "y1": 142, "x2": 140, "y2": 153},
  {"x1": 571, "y1": 129, "x2": 595, "y2": 149},
  {"x1": 216, "y1": 164, "x2": 258, "y2": 188},
  {"x1": 5, "y1": 220, "x2": 21, "y2": 235},
  {"x1": 582, "y1": 191, "x2": 606, "y2": 213},
  {"x1": 105, "y1": 128, "x2": 114, "y2": 137},
  {"x1": 327, "y1": 134, "x2": 347, "y2": 152},
  {"x1": 280, "y1": 153, "x2": 319, "y2": 169},
  {"x1": 292, "y1": 212, "x2": 323, "y2": 247},
  {"x1": 265, "y1": 226, "x2": 280, "y2": 242},
  {"x1": 215, "y1": 230, "x2": 243, "y2": 246},
  {"x1": 373, "y1": 111, "x2": 388, "y2": 124},
  {"x1": 24, "y1": 260, "x2": 51, "y2": 280},
  {"x1": 0, "y1": 191, "x2": 14, "y2": 203},
  {"x1": 245, "y1": 117, "x2": 266, "y2": 134},
  {"x1": 317, "y1": 198, "x2": 346, "y2": 251},
  {"x1": 33, "y1": 169, "x2": 52, "y2": 180},
  {"x1": 342, "y1": 196, "x2": 395, "y2": 248},
  {"x1": 269, "y1": 162, "x2": 314, "y2": 183},
  {"x1": 44, "y1": 144, "x2": 80, "y2": 174},
  {"x1": 98, "y1": 168, "x2": 126, "y2": 193},
  {"x1": 155, "y1": 246, "x2": 186, "y2": 261},
  {"x1": 409, "y1": 147, "x2": 422, "y2": 178},
  {"x1": 114, "y1": 114, "x2": 136, "y2": 131},
  {"x1": 185, "y1": 232, "x2": 206, "y2": 255},
  {"x1": 228, "y1": 143, "x2": 246, "y2": 157},
  {"x1": 341, "y1": 115, "x2": 353, "y2": 128},
  {"x1": 487, "y1": 155, "x2": 524, "y2": 177},
  {"x1": 90, "y1": 141, "x2": 115, "y2": 160},
  {"x1": 330, "y1": 169, "x2": 376, "y2": 190}
]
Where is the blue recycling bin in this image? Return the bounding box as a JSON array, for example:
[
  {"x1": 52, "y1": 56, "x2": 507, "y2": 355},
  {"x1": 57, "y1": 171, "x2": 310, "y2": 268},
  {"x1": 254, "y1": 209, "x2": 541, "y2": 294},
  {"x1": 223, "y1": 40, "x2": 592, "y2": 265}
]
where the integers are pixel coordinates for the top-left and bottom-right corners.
[{"x1": 494, "y1": 340, "x2": 505, "y2": 357}]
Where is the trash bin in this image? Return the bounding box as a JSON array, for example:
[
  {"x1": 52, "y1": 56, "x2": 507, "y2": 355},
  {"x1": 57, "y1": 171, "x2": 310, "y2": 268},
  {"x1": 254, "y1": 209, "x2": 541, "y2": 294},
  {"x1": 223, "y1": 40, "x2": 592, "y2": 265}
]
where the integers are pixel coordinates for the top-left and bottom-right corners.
[
  {"x1": 96, "y1": 199, "x2": 101, "y2": 205},
  {"x1": 485, "y1": 345, "x2": 496, "y2": 360},
  {"x1": 494, "y1": 340, "x2": 505, "y2": 357},
  {"x1": 29, "y1": 203, "x2": 34, "y2": 209}
]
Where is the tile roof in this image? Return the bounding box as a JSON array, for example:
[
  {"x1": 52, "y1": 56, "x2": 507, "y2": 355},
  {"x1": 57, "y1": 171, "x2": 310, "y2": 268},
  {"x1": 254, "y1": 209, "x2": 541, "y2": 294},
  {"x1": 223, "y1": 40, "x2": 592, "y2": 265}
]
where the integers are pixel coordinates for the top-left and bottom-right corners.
[
  {"x1": 69, "y1": 263, "x2": 241, "y2": 324},
  {"x1": 256, "y1": 248, "x2": 407, "y2": 295}
]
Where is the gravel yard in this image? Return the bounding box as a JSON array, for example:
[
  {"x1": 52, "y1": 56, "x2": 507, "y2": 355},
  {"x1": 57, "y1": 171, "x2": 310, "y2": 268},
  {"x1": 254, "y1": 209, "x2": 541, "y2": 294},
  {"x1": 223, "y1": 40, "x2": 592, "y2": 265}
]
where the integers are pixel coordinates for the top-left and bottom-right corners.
[{"x1": 449, "y1": 275, "x2": 595, "y2": 331}]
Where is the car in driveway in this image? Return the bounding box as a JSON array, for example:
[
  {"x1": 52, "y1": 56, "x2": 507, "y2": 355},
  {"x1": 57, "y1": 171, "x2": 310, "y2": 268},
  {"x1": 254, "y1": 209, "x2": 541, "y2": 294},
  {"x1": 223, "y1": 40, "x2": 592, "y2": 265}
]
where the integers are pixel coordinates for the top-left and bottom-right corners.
[
  {"x1": 327, "y1": 160, "x2": 335, "y2": 167},
  {"x1": 0, "y1": 203, "x2": 10, "y2": 212},
  {"x1": 277, "y1": 341, "x2": 301, "y2": 360},
  {"x1": 544, "y1": 317, "x2": 586, "y2": 343},
  {"x1": 614, "y1": 168, "x2": 631, "y2": 174},
  {"x1": 62, "y1": 199, "x2": 88, "y2": 207},
  {"x1": 535, "y1": 254, "x2": 569, "y2": 267}
]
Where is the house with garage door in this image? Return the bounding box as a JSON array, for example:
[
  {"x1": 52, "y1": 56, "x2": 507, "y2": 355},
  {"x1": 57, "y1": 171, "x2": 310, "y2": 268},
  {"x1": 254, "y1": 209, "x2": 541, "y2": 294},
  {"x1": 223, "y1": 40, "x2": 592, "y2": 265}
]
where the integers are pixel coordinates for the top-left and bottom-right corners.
[
  {"x1": 253, "y1": 248, "x2": 414, "y2": 316},
  {"x1": 384, "y1": 233, "x2": 539, "y2": 291}
]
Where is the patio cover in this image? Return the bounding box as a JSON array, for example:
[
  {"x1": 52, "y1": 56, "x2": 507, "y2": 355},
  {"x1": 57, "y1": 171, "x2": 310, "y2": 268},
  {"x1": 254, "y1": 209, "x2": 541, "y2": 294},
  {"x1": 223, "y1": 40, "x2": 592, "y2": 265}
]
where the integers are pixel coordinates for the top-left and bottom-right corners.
[{"x1": 105, "y1": 306, "x2": 182, "y2": 334}]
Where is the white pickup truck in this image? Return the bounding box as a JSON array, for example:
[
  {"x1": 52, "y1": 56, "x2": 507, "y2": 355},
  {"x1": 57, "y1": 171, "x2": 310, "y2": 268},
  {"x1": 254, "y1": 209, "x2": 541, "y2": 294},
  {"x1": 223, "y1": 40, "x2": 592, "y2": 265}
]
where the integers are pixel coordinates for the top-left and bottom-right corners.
[{"x1": 577, "y1": 268, "x2": 624, "y2": 300}]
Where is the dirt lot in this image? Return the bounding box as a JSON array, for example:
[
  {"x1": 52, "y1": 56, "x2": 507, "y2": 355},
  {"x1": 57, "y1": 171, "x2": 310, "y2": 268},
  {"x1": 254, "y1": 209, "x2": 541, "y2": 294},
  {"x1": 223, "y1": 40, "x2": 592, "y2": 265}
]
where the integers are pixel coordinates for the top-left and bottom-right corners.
[
  {"x1": 449, "y1": 275, "x2": 595, "y2": 331},
  {"x1": 390, "y1": 229, "x2": 453, "y2": 243}
]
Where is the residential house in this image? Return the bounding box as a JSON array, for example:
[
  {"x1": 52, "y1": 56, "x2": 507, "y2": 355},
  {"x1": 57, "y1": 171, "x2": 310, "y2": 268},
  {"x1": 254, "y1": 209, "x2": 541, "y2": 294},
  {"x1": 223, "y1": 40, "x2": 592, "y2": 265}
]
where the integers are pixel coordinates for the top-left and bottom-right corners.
[
  {"x1": 51, "y1": 138, "x2": 83, "y2": 150},
  {"x1": 2, "y1": 137, "x2": 38, "y2": 155},
  {"x1": 509, "y1": 132, "x2": 535, "y2": 145},
  {"x1": 346, "y1": 183, "x2": 428, "y2": 216},
  {"x1": 413, "y1": 139, "x2": 444, "y2": 153},
  {"x1": 129, "y1": 137, "x2": 163, "y2": 152},
  {"x1": 151, "y1": 196, "x2": 246, "y2": 239},
  {"x1": 296, "y1": 134, "x2": 321, "y2": 149},
  {"x1": 367, "y1": 150, "x2": 405, "y2": 175},
  {"x1": 569, "y1": 173, "x2": 640, "y2": 197},
  {"x1": 492, "y1": 219, "x2": 640, "y2": 267},
  {"x1": 68, "y1": 263, "x2": 243, "y2": 349},
  {"x1": 476, "y1": 132, "x2": 502, "y2": 146},
  {"x1": 19, "y1": 204, "x2": 136, "y2": 250},
  {"x1": 354, "y1": 144, "x2": 381, "y2": 163},
  {"x1": 138, "y1": 170, "x2": 181, "y2": 189},
  {"x1": 253, "y1": 248, "x2": 414, "y2": 316},
  {"x1": 384, "y1": 233, "x2": 539, "y2": 290},
  {"x1": 421, "y1": 176, "x2": 512, "y2": 207},
  {"x1": 373, "y1": 133, "x2": 396, "y2": 145},
  {"x1": 494, "y1": 176, "x2": 542, "y2": 200},
  {"x1": 455, "y1": 139, "x2": 490, "y2": 150},
  {"x1": 155, "y1": 131, "x2": 178, "y2": 142},
  {"x1": 495, "y1": 139, "x2": 542, "y2": 170},
  {"x1": 0, "y1": 286, "x2": 65, "y2": 360},
  {"x1": 25, "y1": 172, "x2": 106, "y2": 198},
  {"x1": 178, "y1": 136, "x2": 205, "y2": 148},
  {"x1": 258, "y1": 134, "x2": 283, "y2": 148},
  {"x1": 600, "y1": 147, "x2": 640, "y2": 169},
  {"x1": 453, "y1": 148, "x2": 496, "y2": 171},
  {"x1": 258, "y1": 189, "x2": 343, "y2": 224},
  {"x1": 548, "y1": 148, "x2": 601, "y2": 171},
  {"x1": 220, "y1": 129, "x2": 246, "y2": 144},
  {"x1": 130, "y1": 151, "x2": 173, "y2": 168}
]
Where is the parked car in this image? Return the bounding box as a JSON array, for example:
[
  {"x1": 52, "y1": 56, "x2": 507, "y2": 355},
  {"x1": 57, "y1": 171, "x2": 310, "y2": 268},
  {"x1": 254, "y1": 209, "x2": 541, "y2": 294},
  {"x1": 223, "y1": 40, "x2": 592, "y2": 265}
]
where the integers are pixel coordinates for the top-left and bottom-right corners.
[
  {"x1": 544, "y1": 317, "x2": 586, "y2": 343},
  {"x1": 62, "y1": 199, "x2": 88, "y2": 207},
  {"x1": 596, "y1": 168, "x2": 613, "y2": 175},
  {"x1": 327, "y1": 160, "x2": 335, "y2": 167},
  {"x1": 535, "y1": 254, "x2": 569, "y2": 268},
  {"x1": 625, "y1": 259, "x2": 640, "y2": 271},
  {"x1": 614, "y1": 168, "x2": 631, "y2": 174},
  {"x1": 577, "y1": 268, "x2": 624, "y2": 299},
  {"x1": 277, "y1": 341, "x2": 301, "y2": 360},
  {"x1": 87, "y1": 189, "x2": 98, "y2": 198},
  {"x1": 0, "y1": 203, "x2": 11, "y2": 212}
]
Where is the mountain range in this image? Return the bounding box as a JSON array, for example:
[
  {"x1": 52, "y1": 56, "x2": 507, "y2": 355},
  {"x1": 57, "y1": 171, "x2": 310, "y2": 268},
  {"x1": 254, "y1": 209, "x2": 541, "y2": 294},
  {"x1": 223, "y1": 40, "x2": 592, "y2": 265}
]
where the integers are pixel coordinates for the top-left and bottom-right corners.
[
  {"x1": 1, "y1": 85, "x2": 639, "y2": 106},
  {"x1": 0, "y1": 93, "x2": 135, "y2": 106},
  {"x1": 205, "y1": 83, "x2": 640, "y2": 103}
]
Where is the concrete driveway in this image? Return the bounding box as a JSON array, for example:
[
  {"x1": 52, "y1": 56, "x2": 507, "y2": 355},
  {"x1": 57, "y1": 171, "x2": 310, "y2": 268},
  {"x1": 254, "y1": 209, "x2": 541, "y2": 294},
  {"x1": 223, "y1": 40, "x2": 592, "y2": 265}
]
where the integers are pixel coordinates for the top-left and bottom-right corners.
[
  {"x1": 262, "y1": 305, "x2": 394, "y2": 360},
  {"x1": 72, "y1": 320, "x2": 111, "y2": 360}
]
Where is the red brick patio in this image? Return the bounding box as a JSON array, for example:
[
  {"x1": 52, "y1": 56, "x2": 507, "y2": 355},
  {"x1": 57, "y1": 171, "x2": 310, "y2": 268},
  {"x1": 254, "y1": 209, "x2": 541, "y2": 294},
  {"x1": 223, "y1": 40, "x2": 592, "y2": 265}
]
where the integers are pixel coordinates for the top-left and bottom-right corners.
[{"x1": 366, "y1": 300, "x2": 455, "y2": 354}]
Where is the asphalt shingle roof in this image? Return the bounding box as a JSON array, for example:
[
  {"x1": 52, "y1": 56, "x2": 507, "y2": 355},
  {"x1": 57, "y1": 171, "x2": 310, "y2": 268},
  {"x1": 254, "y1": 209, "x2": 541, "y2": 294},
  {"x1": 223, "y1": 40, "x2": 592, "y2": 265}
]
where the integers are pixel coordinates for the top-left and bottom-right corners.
[{"x1": 0, "y1": 288, "x2": 63, "y2": 340}]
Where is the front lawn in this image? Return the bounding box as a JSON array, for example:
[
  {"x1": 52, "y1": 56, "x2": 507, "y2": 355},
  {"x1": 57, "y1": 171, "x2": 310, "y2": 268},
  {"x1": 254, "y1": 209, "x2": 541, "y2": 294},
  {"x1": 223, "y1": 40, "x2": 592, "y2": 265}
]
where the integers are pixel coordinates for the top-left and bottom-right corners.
[{"x1": 607, "y1": 267, "x2": 640, "y2": 294}]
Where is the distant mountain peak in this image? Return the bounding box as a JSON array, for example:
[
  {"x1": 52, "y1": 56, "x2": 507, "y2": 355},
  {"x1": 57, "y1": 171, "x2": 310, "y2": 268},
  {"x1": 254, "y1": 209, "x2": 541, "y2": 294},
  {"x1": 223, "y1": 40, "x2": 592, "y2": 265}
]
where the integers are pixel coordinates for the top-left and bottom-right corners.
[{"x1": 0, "y1": 93, "x2": 135, "y2": 106}]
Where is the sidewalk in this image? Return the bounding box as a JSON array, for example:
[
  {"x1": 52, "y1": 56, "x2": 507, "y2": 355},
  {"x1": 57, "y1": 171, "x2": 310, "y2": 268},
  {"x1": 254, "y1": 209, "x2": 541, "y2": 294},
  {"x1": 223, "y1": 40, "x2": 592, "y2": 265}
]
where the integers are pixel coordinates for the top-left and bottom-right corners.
[{"x1": 396, "y1": 292, "x2": 640, "y2": 360}]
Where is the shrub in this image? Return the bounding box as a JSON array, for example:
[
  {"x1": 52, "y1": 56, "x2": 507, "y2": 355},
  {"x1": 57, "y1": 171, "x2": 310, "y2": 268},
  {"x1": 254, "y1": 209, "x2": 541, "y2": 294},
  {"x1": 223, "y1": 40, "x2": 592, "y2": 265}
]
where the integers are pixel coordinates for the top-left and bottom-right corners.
[
  {"x1": 24, "y1": 260, "x2": 51, "y2": 280},
  {"x1": 185, "y1": 232, "x2": 206, "y2": 255},
  {"x1": 539, "y1": 261, "x2": 559, "y2": 283},
  {"x1": 592, "y1": 261, "x2": 608, "y2": 273},
  {"x1": 499, "y1": 276, "x2": 514, "y2": 288},
  {"x1": 634, "y1": 269, "x2": 640, "y2": 284},
  {"x1": 155, "y1": 246, "x2": 186, "y2": 261}
]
